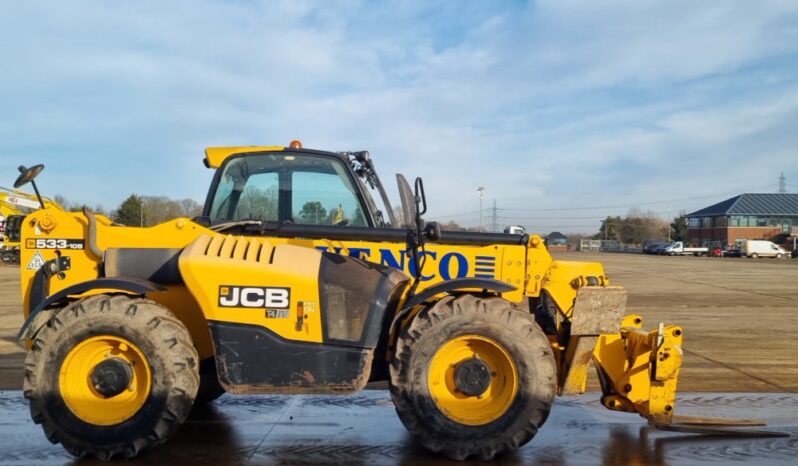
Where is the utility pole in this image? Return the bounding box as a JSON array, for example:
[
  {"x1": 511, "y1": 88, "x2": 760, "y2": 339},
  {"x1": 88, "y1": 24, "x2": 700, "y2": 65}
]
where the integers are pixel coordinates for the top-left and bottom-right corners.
[
  {"x1": 477, "y1": 187, "x2": 485, "y2": 232},
  {"x1": 779, "y1": 172, "x2": 787, "y2": 193}
]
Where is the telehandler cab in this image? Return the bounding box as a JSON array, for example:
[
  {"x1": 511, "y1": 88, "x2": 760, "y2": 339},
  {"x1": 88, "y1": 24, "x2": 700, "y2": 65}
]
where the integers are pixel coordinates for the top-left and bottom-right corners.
[{"x1": 13, "y1": 143, "x2": 760, "y2": 461}]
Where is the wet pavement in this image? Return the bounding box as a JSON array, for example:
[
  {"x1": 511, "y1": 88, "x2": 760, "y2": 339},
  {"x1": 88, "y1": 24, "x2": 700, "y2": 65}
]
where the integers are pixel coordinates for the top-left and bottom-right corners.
[{"x1": 0, "y1": 391, "x2": 796, "y2": 466}]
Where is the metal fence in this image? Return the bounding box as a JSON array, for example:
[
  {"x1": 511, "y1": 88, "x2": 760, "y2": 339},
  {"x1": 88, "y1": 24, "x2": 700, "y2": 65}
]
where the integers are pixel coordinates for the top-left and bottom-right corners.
[{"x1": 578, "y1": 239, "x2": 642, "y2": 253}]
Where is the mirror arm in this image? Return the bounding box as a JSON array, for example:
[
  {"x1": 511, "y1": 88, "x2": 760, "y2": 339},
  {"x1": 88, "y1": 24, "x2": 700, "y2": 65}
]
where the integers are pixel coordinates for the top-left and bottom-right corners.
[
  {"x1": 406, "y1": 228, "x2": 423, "y2": 297},
  {"x1": 30, "y1": 180, "x2": 45, "y2": 210}
]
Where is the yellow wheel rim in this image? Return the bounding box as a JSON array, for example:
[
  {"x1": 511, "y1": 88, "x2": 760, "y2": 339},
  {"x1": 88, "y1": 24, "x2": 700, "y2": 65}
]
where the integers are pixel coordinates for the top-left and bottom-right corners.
[
  {"x1": 427, "y1": 335, "x2": 518, "y2": 426},
  {"x1": 59, "y1": 335, "x2": 152, "y2": 426}
]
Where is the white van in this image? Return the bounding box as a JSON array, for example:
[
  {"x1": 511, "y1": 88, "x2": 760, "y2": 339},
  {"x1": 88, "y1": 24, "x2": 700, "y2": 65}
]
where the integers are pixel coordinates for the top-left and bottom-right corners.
[{"x1": 743, "y1": 240, "x2": 787, "y2": 258}]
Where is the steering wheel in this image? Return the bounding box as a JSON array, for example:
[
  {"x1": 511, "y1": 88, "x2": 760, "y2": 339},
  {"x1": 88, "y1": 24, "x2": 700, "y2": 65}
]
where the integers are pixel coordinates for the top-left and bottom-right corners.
[{"x1": 14, "y1": 164, "x2": 45, "y2": 189}]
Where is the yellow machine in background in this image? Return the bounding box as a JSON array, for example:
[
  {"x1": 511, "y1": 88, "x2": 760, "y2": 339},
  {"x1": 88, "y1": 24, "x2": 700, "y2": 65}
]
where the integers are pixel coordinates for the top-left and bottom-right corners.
[
  {"x1": 14, "y1": 144, "x2": 759, "y2": 461},
  {"x1": 1, "y1": 182, "x2": 62, "y2": 264}
]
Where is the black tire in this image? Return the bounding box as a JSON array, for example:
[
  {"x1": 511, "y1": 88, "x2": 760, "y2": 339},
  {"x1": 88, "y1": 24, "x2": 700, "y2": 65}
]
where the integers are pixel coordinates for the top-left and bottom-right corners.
[
  {"x1": 23, "y1": 294, "x2": 199, "y2": 459},
  {"x1": 389, "y1": 294, "x2": 556, "y2": 461}
]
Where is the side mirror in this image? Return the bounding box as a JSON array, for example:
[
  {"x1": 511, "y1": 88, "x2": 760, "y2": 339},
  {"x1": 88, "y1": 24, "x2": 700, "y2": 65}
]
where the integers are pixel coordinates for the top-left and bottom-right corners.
[
  {"x1": 13, "y1": 164, "x2": 46, "y2": 209},
  {"x1": 14, "y1": 164, "x2": 45, "y2": 189},
  {"x1": 396, "y1": 174, "x2": 416, "y2": 228}
]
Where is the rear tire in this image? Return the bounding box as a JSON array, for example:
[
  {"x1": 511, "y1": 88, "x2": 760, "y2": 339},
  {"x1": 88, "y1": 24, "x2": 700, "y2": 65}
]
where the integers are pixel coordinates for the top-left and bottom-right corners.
[
  {"x1": 23, "y1": 294, "x2": 199, "y2": 459},
  {"x1": 751, "y1": 253, "x2": 759, "y2": 259},
  {"x1": 390, "y1": 294, "x2": 556, "y2": 461}
]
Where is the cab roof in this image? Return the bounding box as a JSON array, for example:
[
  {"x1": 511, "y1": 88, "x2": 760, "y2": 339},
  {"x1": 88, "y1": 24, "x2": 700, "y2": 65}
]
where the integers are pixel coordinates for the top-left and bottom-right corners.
[
  {"x1": 204, "y1": 146, "x2": 284, "y2": 168},
  {"x1": 203, "y1": 145, "x2": 349, "y2": 169}
]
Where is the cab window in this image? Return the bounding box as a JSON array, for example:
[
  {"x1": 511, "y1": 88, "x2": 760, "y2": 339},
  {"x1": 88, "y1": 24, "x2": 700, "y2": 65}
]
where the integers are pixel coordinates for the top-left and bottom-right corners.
[{"x1": 209, "y1": 153, "x2": 369, "y2": 227}]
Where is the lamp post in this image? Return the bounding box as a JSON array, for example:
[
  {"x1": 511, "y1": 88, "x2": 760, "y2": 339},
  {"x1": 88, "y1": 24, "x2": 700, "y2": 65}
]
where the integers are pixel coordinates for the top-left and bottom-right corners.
[
  {"x1": 477, "y1": 187, "x2": 485, "y2": 232},
  {"x1": 667, "y1": 207, "x2": 671, "y2": 242}
]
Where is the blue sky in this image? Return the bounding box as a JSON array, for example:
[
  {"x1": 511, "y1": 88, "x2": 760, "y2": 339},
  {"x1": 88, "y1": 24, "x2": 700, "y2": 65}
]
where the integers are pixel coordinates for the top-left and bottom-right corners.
[{"x1": 1, "y1": 1, "x2": 797, "y2": 233}]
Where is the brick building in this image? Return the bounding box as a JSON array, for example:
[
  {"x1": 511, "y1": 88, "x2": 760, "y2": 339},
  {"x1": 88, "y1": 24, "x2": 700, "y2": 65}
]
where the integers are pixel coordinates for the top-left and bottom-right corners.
[
  {"x1": 685, "y1": 193, "x2": 798, "y2": 247},
  {"x1": 545, "y1": 231, "x2": 568, "y2": 252}
]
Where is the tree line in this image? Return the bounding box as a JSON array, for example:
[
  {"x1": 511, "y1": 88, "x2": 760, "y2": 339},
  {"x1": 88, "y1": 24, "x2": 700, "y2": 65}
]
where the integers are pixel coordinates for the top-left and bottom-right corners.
[
  {"x1": 55, "y1": 194, "x2": 202, "y2": 227},
  {"x1": 113, "y1": 195, "x2": 203, "y2": 226},
  {"x1": 596, "y1": 208, "x2": 689, "y2": 244}
]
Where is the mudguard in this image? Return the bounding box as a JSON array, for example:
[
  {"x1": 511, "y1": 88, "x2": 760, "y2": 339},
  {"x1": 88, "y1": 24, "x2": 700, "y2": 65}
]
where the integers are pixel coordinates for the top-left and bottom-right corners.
[
  {"x1": 17, "y1": 276, "x2": 165, "y2": 340},
  {"x1": 390, "y1": 278, "x2": 517, "y2": 335},
  {"x1": 401, "y1": 277, "x2": 516, "y2": 311}
]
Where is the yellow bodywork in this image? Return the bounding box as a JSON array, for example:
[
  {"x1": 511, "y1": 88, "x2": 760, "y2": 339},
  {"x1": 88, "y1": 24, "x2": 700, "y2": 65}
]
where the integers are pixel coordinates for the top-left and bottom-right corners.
[
  {"x1": 19, "y1": 210, "x2": 538, "y2": 358},
  {"x1": 179, "y1": 234, "x2": 326, "y2": 343}
]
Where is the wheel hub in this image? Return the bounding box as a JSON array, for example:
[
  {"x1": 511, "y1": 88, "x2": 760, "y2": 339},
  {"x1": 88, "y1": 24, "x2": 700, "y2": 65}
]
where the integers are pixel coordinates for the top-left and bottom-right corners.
[
  {"x1": 454, "y1": 357, "x2": 492, "y2": 397},
  {"x1": 60, "y1": 335, "x2": 152, "y2": 425},
  {"x1": 91, "y1": 358, "x2": 133, "y2": 398},
  {"x1": 427, "y1": 334, "x2": 519, "y2": 426}
]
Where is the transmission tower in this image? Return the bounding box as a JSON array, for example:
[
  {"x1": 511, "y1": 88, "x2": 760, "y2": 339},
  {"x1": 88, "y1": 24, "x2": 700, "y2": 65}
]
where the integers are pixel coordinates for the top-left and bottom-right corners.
[{"x1": 778, "y1": 172, "x2": 787, "y2": 193}]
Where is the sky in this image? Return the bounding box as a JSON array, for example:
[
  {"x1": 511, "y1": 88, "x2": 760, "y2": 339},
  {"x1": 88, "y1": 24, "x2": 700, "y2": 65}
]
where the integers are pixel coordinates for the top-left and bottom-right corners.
[{"x1": 1, "y1": 1, "x2": 797, "y2": 234}]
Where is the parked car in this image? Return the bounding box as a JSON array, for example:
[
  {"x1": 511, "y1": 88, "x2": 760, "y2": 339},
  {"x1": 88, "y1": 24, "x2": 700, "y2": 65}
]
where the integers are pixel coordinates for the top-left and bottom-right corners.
[
  {"x1": 742, "y1": 240, "x2": 787, "y2": 259},
  {"x1": 725, "y1": 248, "x2": 743, "y2": 258},
  {"x1": 643, "y1": 240, "x2": 670, "y2": 254},
  {"x1": 792, "y1": 249, "x2": 798, "y2": 259},
  {"x1": 648, "y1": 242, "x2": 670, "y2": 255}
]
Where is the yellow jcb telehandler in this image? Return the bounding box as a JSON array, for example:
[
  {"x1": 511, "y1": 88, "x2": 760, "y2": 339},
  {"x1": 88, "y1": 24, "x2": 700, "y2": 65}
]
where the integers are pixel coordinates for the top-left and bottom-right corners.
[{"x1": 13, "y1": 143, "x2": 763, "y2": 461}]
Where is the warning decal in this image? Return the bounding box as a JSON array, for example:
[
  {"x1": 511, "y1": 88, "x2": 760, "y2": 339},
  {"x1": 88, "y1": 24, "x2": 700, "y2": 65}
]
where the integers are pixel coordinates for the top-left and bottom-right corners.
[{"x1": 26, "y1": 251, "x2": 46, "y2": 271}]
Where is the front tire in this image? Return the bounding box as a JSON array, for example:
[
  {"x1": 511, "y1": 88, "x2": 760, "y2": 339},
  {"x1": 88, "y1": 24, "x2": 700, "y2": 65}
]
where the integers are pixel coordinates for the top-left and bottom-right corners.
[
  {"x1": 390, "y1": 295, "x2": 556, "y2": 461},
  {"x1": 23, "y1": 294, "x2": 199, "y2": 459}
]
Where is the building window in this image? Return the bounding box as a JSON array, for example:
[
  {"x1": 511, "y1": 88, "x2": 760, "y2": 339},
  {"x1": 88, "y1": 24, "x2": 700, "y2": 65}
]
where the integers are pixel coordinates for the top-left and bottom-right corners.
[
  {"x1": 701, "y1": 217, "x2": 711, "y2": 228},
  {"x1": 730, "y1": 216, "x2": 740, "y2": 227},
  {"x1": 688, "y1": 218, "x2": 700, "y2": 228},
  {"x1": 756, "y1": 217, "x2": 767, "y2": 227}
]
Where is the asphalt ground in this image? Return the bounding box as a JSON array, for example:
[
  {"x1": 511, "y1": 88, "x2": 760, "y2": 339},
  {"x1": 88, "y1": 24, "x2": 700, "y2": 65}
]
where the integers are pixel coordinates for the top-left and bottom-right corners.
[
  {"x1": 0, "y1": 252, "x2": 796, "y2": 465},
  {"x1": 0, "y1": 391, "x2": 795, "y2": 466}
]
